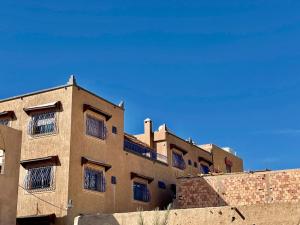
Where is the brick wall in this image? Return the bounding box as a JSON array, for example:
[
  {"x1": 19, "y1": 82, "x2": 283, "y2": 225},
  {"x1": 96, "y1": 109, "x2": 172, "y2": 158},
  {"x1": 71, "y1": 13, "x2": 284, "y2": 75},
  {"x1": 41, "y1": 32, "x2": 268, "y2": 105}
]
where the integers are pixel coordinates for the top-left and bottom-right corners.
[{"x1": 176, "y1": 169, "x2": 300, "y2": 209}]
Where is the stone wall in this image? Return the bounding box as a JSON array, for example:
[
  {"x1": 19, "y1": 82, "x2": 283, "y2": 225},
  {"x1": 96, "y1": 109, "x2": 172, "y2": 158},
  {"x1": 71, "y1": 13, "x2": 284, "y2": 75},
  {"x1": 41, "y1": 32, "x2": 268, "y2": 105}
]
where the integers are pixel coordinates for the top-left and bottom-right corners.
[
  {"x1": 74, "y1": 202, "x2": 300, "y2": 225},
  {"x1": 176, "y1": 169, "x2": 300, "y2": 208}
]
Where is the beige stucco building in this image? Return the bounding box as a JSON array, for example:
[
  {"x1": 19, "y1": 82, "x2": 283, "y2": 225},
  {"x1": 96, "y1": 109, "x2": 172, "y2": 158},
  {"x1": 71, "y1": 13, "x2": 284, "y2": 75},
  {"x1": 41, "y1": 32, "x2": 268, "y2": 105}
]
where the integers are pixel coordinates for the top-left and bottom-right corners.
[
  {"x1": 0, "y1": 125, "x2": 22, "y2": 225},
  {"x1": 0, "y1": 76, "x2": 243, "y2": 225}
]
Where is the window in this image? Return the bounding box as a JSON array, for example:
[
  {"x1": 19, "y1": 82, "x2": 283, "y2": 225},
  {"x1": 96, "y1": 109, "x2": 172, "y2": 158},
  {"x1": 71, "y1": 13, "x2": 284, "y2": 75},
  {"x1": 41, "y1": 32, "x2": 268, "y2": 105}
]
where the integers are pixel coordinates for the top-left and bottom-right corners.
[
  {"x1": 201, "y1": 164, "x2": 210, "y2": 174},
  {"x1": 133, "y1": 182, "x2": 150, "y2": 202},
  {"x1": 86, "y1": 116, "x2": 106, "y2": 140},
  {"x1": 0, "y1": 119, "x2": 10, "y2": 126},
  {"x1": 0, "y1": 150, "x2": 5, "y2": 174},
  {"x1": 172, "y1": 152, "x2": 186, "y2": 170},
  {"x1": 24, "y1": 166, "x2": 54, "y2": 191},
  {"x1": 112, "y1": 126, "x2": 117, "y2": 134},
  {"x1": 28, "y1": 112, "x2": 57, "y2": 136},
  {"x1": 84, "y1": 167, "x2": 106, "y2": 192},
  {"x1": 111, "y1": 176, "x2": 117, "y2": 184},
  {"x1": 188, "y1": 159, "x2": 192, "y2": 165},
  {"x1": 194, "y1": 162, "x2": 198, "y2": 168},
  {"x1": 158, "y1": 181, "x2": 166, "y2": 189}
]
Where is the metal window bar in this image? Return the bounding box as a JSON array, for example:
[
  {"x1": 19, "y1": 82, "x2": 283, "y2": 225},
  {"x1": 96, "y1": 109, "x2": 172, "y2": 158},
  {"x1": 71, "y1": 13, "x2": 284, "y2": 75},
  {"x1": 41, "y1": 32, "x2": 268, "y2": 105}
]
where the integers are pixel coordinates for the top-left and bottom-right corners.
[
  {"x1": 172, "y1": 152, "x2": 186, "y2": 170},
  {"x1": 133, "y1": 182, "x2": 151, "y2": 202},
  {"x1": 124, "y1": 139, "x2": 168, "y2": 163},
  {"x1": 24, "y1": 166, "x2": 54, "y2": 191},
  {"x1": 0, "y1": 119, "x2": 9, "y2": 126},
  {"x1": 28, "y1": 112, "x2": 57, "y2": 136},
  {"x1": 86, "y1": 116, "x2": 107, "y2": 140},
  {"x1": 84, "y1": 168, "x2": 106, "y2": 192}
]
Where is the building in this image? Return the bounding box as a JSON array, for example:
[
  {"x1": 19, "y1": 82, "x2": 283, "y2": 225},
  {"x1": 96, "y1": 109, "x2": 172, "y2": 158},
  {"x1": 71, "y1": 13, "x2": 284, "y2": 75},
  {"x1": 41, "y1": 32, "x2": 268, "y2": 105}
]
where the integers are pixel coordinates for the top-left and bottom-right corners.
[
  {"x1": 0, "y1": 125, "x2": 22, "y2": 225},
  {"x1": 0, "y1": 76, "x2": 243, "y2": 225}
]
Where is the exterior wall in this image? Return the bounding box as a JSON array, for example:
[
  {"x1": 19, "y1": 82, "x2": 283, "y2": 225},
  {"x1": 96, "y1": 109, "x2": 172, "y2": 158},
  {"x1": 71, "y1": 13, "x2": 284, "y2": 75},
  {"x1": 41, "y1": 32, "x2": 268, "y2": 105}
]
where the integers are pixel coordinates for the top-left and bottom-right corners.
[
  {"x1": 176, "y1": 169, "x2": 300, "y2": 209},
  {"x1": 0, "y1": 126, "x2": 22, "y2": 225},
  {"x1": 67, "y1": 87, "x2": 176, "y2": 224},
  {"x1": 75, "y1": 202, "x2": 300, "y2": 225},
  {"x1": 201, "y1": 144, "x2": 243, "y2": 173},
  {"x1": 0, "y1": 86, "x2": 73, "y2": 225}
]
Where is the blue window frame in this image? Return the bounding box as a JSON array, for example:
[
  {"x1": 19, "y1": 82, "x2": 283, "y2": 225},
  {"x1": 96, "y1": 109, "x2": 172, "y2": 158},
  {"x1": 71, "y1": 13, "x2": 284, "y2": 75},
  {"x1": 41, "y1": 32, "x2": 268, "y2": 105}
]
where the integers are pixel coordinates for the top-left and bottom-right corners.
[
  {"x1": 201, "y1": 164, "x2": 210, "y2": 174},
  {"x1": 158, "y1": 181, "x2": 166, "y2": 189},
  {"x1": 133, "y1": 182, "x2": 150, "y2": 202},
  {"x1": 84, "y1": 167, "x2": 106, "y2": 192},
  {"x1": 172, "y1": 152, "x2": 186, "y2": 170}
]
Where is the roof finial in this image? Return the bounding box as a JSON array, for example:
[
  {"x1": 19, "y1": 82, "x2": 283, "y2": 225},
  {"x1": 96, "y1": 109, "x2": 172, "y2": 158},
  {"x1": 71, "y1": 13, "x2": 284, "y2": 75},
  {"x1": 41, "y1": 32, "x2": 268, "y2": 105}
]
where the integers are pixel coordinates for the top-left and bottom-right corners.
[
  {"x1": 118, "y1": 100, "x2": 125, "y2": 109},
  {"x1": 67, "y1": 75, "x2": 77, "y2": 86}
]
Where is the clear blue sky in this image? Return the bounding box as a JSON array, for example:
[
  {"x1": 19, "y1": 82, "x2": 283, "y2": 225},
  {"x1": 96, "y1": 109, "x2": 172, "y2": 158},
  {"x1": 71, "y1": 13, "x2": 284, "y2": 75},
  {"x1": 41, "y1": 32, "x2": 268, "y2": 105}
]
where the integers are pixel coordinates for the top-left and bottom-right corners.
[{"x1": 1, "y1": 1, "x2": 300, "y2": 171}]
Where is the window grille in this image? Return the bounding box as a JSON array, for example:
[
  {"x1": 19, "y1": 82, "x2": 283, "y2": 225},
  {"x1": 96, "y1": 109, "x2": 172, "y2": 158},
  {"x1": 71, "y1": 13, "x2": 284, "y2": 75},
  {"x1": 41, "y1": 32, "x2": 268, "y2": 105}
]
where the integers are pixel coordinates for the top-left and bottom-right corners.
[
  {"x1": 0, "y1": 150, "x2": 5, "y2": 174},
  {"x1": 172, "y1": 152, "x2": 186, "y2": 170},
  {"x1": 201, "y1": 164, "x2": 210, "y2": 174},
  {"x1": 133, "y1": 182, "x2": 150, "y2": 202},
  {"x1": 0, "y1": 119, "x2": 9, "y2": 126},
  {"x1": 28, "y1": 112, "x2": 57, "y2": 136},
  {"x1": 24, "y1": 166, "x2": 54, "y2": 191},
  {"x1": 84, "y1": 167, "x2": 106, "y2": 192},
  {"x1": 86, "y1": 116, "x2": 107, "y2": 140}
]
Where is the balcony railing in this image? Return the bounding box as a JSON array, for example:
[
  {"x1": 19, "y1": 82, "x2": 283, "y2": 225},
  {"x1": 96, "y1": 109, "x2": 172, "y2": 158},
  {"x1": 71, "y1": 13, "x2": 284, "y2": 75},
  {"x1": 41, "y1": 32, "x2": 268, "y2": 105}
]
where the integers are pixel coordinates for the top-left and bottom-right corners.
[{"x1": 124, "y1": 139, "x2": 168, "y2": 164}]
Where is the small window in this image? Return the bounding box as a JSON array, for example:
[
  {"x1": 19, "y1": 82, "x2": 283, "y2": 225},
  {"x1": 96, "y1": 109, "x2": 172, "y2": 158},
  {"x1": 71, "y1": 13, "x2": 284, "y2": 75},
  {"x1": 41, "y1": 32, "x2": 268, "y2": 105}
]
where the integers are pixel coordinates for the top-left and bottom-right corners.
[
  {"x1": 28, "y1": 112, "x2": 57, "y2": 136},
  {"x1": 112, "y1": 126, "x2": 117, "y2": 134},
  {"x1": 172, "y1": 152, "x2": 186, "y2": 170},
  {"x1": 0, "y1": 150, "x2": 5, "y2": 174},
  {"x1": 194, "y1": 162, "x2": 198, "y2": 168},
  {"x1": 188, "y1": 160, "x2": 192, "y2": 165},
  {"x1": 0, "y1": 119, "x2": 10, "y2": 126},
  {"x1": 24, "y1": 166, "x2": 54, "y2": 191},
  {"x1": 84, "y1": 167, "x2": 106, "y2": 192},
  {"x1": 133, "y1": 182, "x2": 150, "y2": 202},
  {"x1": 111, "y1": 176, "x2": 117, "y2": 184},
  {"x1": 158, "y1": 181, "x2": 166, "y2": 189},
  {"x1": 201, "y1": 164, "x2": 210, "y2": 174},
  {"x1": 86, "y1": 115, "x2": 106, "y2": 140}
]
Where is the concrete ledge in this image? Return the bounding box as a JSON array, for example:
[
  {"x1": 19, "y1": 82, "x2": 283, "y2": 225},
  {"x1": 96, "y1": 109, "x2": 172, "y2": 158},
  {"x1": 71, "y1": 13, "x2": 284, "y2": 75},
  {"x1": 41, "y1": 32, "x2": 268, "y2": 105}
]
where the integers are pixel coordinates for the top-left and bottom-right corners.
[{"x1": 75, "y1": 202, "x2": 300, "y2": 225}]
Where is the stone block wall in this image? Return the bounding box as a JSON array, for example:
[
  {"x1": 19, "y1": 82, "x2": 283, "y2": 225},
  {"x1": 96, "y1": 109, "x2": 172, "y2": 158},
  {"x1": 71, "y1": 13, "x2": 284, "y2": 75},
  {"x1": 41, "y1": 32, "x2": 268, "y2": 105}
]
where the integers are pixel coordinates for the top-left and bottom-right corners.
[{"x1": 176, "y1": 169, "x2": 300, "y2": 209}]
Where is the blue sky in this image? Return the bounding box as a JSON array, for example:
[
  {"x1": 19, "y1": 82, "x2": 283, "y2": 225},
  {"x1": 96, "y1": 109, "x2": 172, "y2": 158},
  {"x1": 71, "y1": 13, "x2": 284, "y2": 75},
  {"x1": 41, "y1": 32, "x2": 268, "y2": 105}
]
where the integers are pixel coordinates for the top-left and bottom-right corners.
[{"x1": 1, "y1": 1, "x2": 300, "y2": 170}]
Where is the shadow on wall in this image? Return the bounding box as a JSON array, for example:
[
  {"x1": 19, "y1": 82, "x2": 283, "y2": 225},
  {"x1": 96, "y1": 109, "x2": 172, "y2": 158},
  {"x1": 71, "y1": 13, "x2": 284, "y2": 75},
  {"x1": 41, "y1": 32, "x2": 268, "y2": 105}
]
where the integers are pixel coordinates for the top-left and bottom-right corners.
[
  {"x1": 177, "y1": 177, "x2": 228, "y2": 208},
  {"x1": 75, "y1": 214, "x2": 121, "y2": 225}
]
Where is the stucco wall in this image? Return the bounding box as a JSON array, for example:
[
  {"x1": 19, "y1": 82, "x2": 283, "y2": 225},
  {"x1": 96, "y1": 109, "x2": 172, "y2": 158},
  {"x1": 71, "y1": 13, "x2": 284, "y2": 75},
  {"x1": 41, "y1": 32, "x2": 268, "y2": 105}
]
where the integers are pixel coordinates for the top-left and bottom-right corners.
[
  {"x1": 176, "y1": 169, "x2": 300, "y2": 209},
  {"x1": 0, "y1": 86, "x2": 74, "y2": 225},
  {"x1": 74, "y1": 202, "x2": 300, "y2": 225},
  {"x1": 0, "y1": 126, "x2": 22, "y2": 225}
]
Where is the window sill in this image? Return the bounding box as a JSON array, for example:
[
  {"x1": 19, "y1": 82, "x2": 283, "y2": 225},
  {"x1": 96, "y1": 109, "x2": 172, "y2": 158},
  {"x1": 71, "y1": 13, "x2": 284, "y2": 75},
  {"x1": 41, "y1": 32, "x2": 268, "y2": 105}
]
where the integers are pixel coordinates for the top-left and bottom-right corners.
[
  {"x1": 28, "y1": 132, "x2": 58, "y2": 140},
  {"x1": 23, "y1": 187, "x2": 56, "y2": 195},
  {"x1": 82, "y1": 188, "x2": 105, "y2": 196}
]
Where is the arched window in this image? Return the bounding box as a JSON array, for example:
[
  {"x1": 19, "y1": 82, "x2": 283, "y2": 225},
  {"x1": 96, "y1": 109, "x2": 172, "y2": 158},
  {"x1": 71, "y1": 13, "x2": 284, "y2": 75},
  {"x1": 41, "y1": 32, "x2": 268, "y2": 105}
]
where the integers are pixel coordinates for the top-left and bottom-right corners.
[{"x1": 0, "y1": 149, "x2": 5, "y2": 174}]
